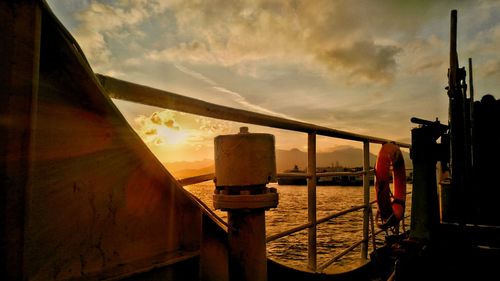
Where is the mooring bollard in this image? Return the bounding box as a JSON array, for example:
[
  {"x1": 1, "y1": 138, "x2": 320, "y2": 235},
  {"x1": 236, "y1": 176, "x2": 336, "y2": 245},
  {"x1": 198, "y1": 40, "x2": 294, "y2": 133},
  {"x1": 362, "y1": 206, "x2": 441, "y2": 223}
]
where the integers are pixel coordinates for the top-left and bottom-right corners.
[{"x1": 213, "y1": 127, "x2": 279, "y2": 281}]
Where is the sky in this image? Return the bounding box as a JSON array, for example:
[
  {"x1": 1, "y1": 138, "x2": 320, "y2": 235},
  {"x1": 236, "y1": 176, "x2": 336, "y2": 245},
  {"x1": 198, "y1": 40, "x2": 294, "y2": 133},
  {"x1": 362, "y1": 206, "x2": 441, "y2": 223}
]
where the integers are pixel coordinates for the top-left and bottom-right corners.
[{"x1": 47, "y1": 0, "x2": 500, "y2": 163}]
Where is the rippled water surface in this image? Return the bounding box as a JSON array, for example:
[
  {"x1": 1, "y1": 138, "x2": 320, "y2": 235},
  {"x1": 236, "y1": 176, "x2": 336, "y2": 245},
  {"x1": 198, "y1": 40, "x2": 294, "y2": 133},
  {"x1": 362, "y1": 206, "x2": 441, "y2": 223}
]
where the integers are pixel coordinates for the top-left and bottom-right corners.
[{"x1": 184, "y1": 182, "x2": 412, "y2": 269}]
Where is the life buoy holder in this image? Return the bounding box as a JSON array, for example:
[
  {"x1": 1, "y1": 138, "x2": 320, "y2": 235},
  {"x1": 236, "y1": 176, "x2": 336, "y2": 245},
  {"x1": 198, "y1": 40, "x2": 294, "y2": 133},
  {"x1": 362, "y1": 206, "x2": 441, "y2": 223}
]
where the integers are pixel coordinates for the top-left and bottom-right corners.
[{"x1": 375, "y1": 142, "x2": 406, "y2": 229}]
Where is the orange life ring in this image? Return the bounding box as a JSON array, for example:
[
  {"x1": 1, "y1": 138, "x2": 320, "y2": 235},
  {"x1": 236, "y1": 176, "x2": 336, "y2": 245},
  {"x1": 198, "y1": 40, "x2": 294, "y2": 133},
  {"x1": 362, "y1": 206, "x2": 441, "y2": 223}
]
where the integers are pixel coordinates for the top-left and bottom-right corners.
[{"x1": 375, "y1": 142, "x2": 407, "y2": 228}]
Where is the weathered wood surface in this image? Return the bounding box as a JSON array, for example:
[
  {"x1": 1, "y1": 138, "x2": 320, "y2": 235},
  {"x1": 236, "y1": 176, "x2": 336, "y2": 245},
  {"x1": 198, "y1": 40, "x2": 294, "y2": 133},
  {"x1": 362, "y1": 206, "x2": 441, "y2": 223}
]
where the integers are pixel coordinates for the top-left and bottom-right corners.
[{"x1": 0, "y1": 2, "x2": 220, "y2": 280}]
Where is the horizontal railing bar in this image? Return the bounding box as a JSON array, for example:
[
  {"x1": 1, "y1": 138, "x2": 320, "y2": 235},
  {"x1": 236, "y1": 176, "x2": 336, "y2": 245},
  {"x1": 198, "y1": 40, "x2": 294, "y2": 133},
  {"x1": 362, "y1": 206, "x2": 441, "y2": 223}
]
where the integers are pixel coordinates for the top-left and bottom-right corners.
[
  {"x1": 316, "y1": 204, "x2": 366, "y2": 225},
  {"x1": 318, "y1": 239, "x2": 365, "y2": 271},
  {"x1": 318, "y1": 228, "x2": 386, "y2": 272},
  {"x1": 267, "y1": 204, "x2": 367, "y2": 243},
  {"x1": 178, "y1": 173, "x2": 215, "y2": 186},
  {"x1": 266, "y1": 222, "x2": 314, "y2": 242},
  {"x1": 97, "y1": 74, "x2": 410, "y2": 148},
  {"x1": 372, "y1": 228, "x2": 386, "y2": 237},
  {"x1": 316, "y1": 170, "x2": 367, "y2": 177},
  {"x1": 277, "y1": 172, "x2": 309, "y2": 179}
]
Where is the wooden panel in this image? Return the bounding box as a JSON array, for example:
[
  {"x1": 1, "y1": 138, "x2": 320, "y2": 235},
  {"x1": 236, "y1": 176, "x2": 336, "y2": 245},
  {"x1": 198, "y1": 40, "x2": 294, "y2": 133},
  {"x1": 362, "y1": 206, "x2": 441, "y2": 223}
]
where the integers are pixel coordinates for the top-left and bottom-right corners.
[
  {"x1": 19, "y1": 4, "x2": 202, "y2": 280},
  {"x1": 0, "y1": 1, "x2": 41, "y2": 279}
]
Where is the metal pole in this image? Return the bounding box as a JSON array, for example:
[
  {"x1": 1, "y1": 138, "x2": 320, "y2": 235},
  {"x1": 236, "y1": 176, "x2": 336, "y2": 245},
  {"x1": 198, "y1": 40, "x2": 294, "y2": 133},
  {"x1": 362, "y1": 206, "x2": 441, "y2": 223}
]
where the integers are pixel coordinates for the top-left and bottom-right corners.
[
  {"x1": 228, "y1": 210, "x2": 267, "y2": 281},
  {"x1": 468, "y1": 58, "x2": 474, "y2": 104},
  {"x1": 409, "y1": 127, "x2": 440, "y2": 241},
  {"x1": 468, "y1": 58, "x2": 478, "y2": 222},
  {"x1": 468, "y1": 57, "x2": 475, "y2": 166},
  {"x1": 369, "y1": 206, "x2": 377, "y2": 252},
  {"x1": 450, "y1": 10, "x2": 458, "y2": 83},
  {"x1": 361, "y1": 141, "x2": 370, "y2": 259},
  {"x1": 307, "y1": 132, "x2": 317, "y2": 271},
  {"x1": 447, "y1": 9, "x2": 466, "y2": 223}
]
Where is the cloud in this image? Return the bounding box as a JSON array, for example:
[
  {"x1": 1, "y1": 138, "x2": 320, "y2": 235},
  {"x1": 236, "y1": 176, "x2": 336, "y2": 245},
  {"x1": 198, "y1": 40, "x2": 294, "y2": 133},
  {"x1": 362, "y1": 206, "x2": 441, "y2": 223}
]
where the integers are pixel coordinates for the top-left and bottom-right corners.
[
  {"x1": 483, "y1": 59, "x2": 500, "y2": 77},
  {"x1": 195, "y1": 117, "x2": 234, "y2": 135},
  {"x1": 72, "y1": 0, "x2": 168, "y2": 72},
  {"x1": 211, "y1": 86, "x2": 295, "y2": 119},
  {"x1": 49, "y1": 0, "x2": 499, "y2": 163},
  {"x1": 460, "y1": 7, "x2": 500, "y2": 84},
  {"x1": 174, "y1": 64, "x2": 297, "y2": 119},
  {"x1": 147, "y1": 41, "x2": 217, "y2": 65},
  {"x1": 62, "y1": 0, "x2": 497, "y2": 87},
  {"x1": 174, "y1": 64, "x2": 216, "y2": 85},
  {"x1": 68, "y1": 0, "x2": 483, "y2": 85},
  {"x1": 318, "y1": 41, "x2": 402, "y2": 84},
  {"x1": 469, "y1": 22, "x2": 500, "y2": 55},
  {"x1": 399, "y1": 36, "x2": 447, "y2": 76},
  {"x1": 135, "y1": 111, "x2": 184, "y2": 145},
  {"x1": 142, "y1": 0, "x2": 406, "y2": 83}
]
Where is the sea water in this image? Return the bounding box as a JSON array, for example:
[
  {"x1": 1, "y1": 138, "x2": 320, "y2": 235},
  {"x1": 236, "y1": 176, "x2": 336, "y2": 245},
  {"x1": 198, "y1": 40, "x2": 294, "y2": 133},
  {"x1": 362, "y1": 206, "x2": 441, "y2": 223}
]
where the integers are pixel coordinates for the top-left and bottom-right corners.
[{"x1": 184, "y1": 182, "x2": 412, "y2": 269}]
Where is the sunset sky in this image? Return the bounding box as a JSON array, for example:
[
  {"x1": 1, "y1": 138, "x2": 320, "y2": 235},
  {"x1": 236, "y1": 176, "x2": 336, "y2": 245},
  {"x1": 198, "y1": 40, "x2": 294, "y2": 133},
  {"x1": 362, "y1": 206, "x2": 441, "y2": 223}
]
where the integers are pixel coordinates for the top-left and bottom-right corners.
[{"x1": 47, "y1": 0, "x2": 500, "y2": 163}]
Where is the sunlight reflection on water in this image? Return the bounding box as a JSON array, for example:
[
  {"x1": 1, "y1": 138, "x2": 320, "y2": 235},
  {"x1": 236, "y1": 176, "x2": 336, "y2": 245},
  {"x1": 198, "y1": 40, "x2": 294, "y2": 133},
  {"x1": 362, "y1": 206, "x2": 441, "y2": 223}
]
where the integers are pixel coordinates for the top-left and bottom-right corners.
[{"x1": 184, "y1": 182, "x2": 412, "y2": 269}]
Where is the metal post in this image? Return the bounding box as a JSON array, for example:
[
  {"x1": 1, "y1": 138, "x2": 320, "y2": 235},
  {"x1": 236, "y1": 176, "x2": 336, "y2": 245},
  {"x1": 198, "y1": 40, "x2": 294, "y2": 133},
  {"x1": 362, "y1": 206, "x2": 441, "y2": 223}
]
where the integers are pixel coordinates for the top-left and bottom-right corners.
[
  {"x1": 448, "y1": 9, "x2": 466, "y2": 224},
  {"x1": 410, "y1": 127, "x2": 440, "y2": 241},
  {"x1": 228, "y1": 210, "x2": 267, "y2": 281},
  {"x1": 307, "y1": 132, "x2": 317, "y2": 271},
  {"x1": 361, "y1": 141, "x2": 370, "y2": 259},
  {"x1": 468, "y1": 58, "x2": 474, "y2": 105},
  {"x1": 468, "y1": 58, "x2": 478, "y2": 222},
  {"x1": 369, "y1": 206, "x2": 377, "y2": 252},
  {"x1": 468, "y1": 57, "x2": 475, "y2": 169}
]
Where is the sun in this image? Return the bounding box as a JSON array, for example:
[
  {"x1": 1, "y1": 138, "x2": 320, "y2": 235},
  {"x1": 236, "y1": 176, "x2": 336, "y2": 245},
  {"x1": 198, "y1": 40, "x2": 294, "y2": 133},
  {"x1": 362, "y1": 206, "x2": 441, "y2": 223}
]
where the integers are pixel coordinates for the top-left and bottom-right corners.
[
  {"x1": 139, "y1": 122, "x2": 189, "y2": 146},
  {"x1": 133, "y1": 110, "x2": 191, "y2": 147},
  {"x1": 155, "y1": 126, "x2": 188, "y2": 146}
]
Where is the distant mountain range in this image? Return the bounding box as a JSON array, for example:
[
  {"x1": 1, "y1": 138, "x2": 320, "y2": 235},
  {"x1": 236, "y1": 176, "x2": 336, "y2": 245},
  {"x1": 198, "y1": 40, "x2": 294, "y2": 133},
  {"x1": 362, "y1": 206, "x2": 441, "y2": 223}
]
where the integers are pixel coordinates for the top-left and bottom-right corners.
[
  {"x1": 277, "y1": 146, "x2": 412, "y2": 172},
  {"x1": 276, "y1": 147, "x2": 376, "y2": 172},
  {"x1": 163, "y1": 146, "x2": 412, "y2": 178},
  {"x1": 163, "y1": 159, "x2": 214, "y2": 179}
]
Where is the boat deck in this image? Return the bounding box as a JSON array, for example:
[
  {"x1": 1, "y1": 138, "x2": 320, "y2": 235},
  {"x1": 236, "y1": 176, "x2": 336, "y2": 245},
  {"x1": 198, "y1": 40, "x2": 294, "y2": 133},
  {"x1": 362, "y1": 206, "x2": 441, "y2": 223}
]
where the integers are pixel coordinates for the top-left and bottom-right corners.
[{"x1": 370, "y1": 224, "x2": 500, "y2": 281}]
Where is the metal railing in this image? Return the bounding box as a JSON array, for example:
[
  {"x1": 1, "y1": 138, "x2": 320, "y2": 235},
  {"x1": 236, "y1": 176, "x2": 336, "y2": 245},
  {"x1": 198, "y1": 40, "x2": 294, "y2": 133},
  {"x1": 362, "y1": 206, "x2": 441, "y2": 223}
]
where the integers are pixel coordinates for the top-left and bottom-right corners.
[{"x1": 98, "y1": 74, "x2": 411, "y2": 272}]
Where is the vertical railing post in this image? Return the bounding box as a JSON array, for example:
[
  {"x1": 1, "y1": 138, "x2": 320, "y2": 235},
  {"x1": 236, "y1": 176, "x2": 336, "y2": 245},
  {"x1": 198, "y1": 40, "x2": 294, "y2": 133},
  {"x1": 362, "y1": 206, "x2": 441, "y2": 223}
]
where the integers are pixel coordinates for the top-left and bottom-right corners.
[
  {"x1": 361, "y1": 141, "x2": 370, "y2": 259},
  {"x1": 307, "y1": 132, "x2": 317, "y2": 271}
]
